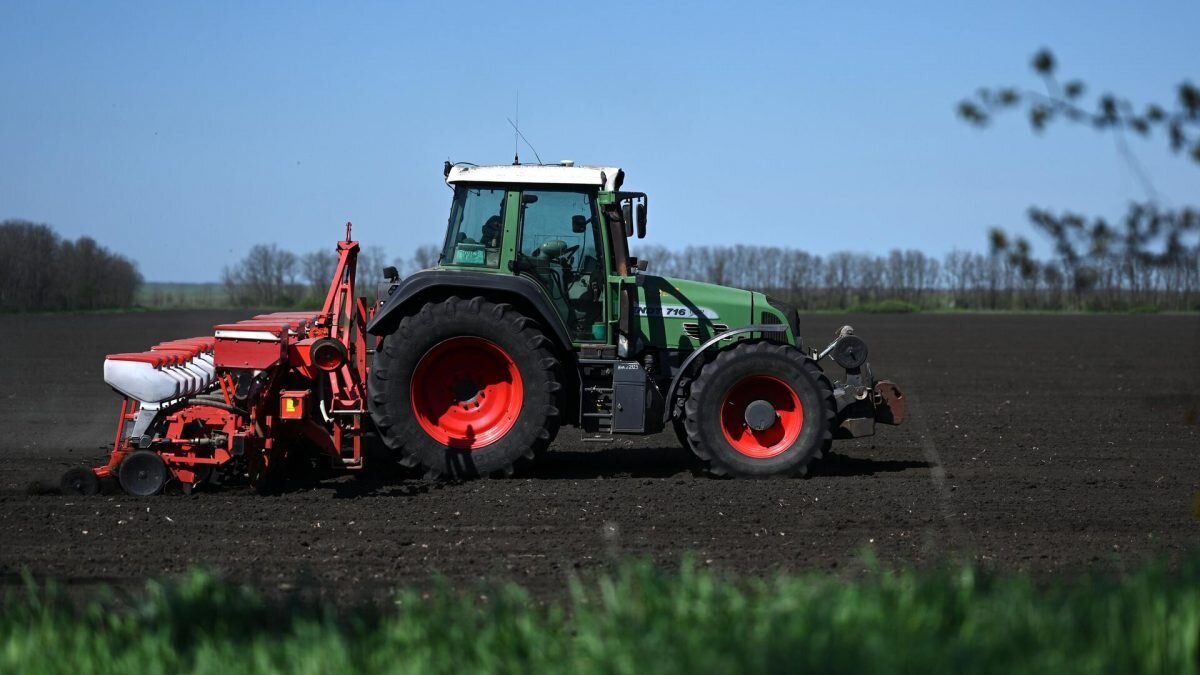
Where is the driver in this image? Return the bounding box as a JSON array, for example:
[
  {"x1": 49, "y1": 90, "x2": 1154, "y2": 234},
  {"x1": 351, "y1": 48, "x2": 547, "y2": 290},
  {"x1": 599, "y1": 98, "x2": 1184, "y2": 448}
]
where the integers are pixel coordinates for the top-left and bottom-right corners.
[{"x1": 481, "y1": 215, "x2": 502, "y2": 247}]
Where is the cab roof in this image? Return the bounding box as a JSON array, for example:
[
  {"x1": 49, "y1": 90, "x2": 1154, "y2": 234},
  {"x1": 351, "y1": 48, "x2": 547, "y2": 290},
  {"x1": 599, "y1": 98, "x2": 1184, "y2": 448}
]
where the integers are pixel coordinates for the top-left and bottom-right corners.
[{"x1": 446, "y1": 162, "x2": 624, "y2": 191}]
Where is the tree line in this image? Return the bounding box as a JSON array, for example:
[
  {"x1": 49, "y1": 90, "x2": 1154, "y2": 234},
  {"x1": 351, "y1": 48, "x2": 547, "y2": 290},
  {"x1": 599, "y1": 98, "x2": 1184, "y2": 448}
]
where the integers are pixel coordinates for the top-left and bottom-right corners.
[
  {"x1": 633, "y1": 241, "x2": 1199, "y2": 311},
  {"x1": 0, "y1": 220, "x2": 142, "y2": 312},
  {"x1": 4, "y1": 219, "x2": 1193, "y2": 314},
  {"x1": 217, "y1": 236, "x2": 1196, "y2": 312},
  {"x1": 220, "y1": 242, "x2": 439, "y2": 307}
]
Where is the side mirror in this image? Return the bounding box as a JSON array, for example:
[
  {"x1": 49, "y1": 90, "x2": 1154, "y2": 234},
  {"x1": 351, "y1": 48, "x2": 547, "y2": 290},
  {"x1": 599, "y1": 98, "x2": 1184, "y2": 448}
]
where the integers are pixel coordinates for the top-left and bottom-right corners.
[
  {"x1": 571, "y1": 215, "x2": 588, "y2": 233},
  {"x1": 521, "y1": 194, "x2": 539, "y2": 205},
  {"x1": 621, "y1": 204, "x2": 633, "y2": 237},
  {"x1": 636, "y1": 203, "x2": 647, "y2": 239}
]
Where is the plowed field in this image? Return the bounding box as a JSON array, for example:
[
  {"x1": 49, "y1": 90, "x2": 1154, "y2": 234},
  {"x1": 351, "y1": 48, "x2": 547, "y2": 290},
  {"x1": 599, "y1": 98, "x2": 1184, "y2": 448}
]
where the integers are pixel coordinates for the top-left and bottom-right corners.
[{"x1": 2, "y1": 311, "x2": 1197, "y2": 599}]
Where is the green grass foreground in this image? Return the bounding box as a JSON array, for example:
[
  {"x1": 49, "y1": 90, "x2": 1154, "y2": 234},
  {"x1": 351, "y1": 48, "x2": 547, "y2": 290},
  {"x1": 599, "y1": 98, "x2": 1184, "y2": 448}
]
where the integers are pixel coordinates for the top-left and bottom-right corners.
[{"x1": 3, "y1": 559, "x2": 1198, "y2": 674}]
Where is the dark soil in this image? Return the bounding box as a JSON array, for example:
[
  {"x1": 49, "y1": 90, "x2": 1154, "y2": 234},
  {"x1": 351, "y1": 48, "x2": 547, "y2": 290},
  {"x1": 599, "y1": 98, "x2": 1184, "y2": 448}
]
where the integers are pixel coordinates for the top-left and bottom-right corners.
[{"x1": 1, "y1": 310, "x2": 1198, "y2": 600}]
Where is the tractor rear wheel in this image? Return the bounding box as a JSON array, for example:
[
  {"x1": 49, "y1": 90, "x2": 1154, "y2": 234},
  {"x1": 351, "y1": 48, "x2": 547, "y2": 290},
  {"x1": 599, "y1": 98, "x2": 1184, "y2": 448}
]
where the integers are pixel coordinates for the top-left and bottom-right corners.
[
  {"x1": 683, "y1": 341, "x2": 834, "y2": 478},
  {"x1": 672, "y1": 418, "x2": 689, "y2": 451},
  {"x1": 370, "y1": 296, "x2": 561, "y2": 479}
]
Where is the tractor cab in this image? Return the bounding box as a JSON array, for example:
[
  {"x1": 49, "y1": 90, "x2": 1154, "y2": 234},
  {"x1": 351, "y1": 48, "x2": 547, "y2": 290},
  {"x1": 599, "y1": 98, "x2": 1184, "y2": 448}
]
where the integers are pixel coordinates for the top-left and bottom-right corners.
[{"x1": 438, "y1": 161, "x2": 646, "y2": 345}]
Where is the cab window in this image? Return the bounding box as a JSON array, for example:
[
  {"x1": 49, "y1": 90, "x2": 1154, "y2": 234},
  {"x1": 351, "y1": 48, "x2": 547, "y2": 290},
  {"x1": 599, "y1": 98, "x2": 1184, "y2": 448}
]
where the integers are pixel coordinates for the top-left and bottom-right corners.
[
  {"x1": 518, "y1": 189, "x2": 605, "y2": 342},
  {"x1": 443, "y1": 185, "x2": 506, "y2": 267}
]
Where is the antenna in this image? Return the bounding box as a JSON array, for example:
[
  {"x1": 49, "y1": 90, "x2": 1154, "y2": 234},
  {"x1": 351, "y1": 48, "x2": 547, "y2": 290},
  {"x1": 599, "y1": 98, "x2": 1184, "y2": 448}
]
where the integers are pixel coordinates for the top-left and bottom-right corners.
[
  {"x1": 507, "y1": 116, "x2": 543, "y2": 165},
  {"x1": 513, "y1": 90, "x2": 519, "y2": 165}
]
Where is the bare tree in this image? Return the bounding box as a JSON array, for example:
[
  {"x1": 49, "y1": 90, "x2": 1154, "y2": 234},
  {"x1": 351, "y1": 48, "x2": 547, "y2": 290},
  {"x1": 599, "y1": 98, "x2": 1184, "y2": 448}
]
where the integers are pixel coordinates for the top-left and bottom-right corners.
[
  {"x1": 301, "y1": 249, "x2": 337, "y2": 296},
  {"x1": 959, "y1": 49, "x2": 1200, "y2": 165},
  {"x1": 406, "y1": 244, "x2": 441, "y2": 276},
  {"x1": 960, "y1": 49, "x2": 1200, "y2": 306},
  {"x1": 222, "y1": 243, "x2": 299, "y2": 307},
  {"x1": 357, "y1": 244, "x2": 389, "y2": 284}
]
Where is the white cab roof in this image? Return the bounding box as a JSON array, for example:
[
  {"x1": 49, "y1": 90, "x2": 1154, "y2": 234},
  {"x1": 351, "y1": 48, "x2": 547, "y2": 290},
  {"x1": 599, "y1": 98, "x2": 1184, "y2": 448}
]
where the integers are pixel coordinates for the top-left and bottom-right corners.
[{"x1": 446, "y1": 163, "x2": 624, "y2": 191}]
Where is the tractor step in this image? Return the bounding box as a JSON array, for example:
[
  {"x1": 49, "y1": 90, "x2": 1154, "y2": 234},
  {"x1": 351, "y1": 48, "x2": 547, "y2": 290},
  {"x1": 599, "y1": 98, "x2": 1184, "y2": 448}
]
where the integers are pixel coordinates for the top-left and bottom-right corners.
[{"x1": 578, "y1": 358, "x2": 615, "y2": 440}]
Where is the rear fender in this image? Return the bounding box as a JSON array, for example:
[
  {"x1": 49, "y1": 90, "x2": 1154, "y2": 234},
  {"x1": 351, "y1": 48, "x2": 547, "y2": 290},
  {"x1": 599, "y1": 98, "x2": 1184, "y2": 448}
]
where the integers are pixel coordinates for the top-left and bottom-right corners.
[
  {"x1": 367, "y1": 270, "x2": 580, "y2": 426},
  {"x1": 366, "y1": 270, "x2": 573, "y2": 352}
]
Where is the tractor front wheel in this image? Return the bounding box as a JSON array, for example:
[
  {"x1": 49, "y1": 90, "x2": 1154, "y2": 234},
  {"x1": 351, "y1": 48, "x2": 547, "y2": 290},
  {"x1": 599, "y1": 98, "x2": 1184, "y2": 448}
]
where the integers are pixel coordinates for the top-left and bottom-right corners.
[
  {"x1": 683, "y1": 341, "x2": 834, "y2": 477},
  {"x1": 370, "y1": 296, "x2": 561, "y2": 479}
]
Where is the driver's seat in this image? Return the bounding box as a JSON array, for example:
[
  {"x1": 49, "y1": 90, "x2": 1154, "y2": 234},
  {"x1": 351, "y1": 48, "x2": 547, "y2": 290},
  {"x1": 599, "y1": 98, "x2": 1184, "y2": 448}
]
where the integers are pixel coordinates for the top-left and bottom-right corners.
[{"x1": 520, "y1": 247, "x2": 574, "y2": 331}]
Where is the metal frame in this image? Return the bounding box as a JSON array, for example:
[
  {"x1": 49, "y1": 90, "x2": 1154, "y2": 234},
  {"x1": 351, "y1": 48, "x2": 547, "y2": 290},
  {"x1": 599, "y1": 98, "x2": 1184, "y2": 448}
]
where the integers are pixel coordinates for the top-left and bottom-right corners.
[{"x1": 83, "y1": 224, "x2": 373, "y2": 494}]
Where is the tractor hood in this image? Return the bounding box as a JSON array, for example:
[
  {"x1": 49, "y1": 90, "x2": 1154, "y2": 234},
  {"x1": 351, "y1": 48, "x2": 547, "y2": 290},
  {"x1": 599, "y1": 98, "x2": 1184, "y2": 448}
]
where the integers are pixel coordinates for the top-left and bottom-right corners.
[{"x1": 635, "y1": 274, "x2": 759, "y2": 350}]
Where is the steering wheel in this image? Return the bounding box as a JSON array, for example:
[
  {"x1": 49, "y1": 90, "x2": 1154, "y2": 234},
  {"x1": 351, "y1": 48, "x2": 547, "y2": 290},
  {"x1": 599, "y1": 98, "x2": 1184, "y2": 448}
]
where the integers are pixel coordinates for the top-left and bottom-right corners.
[
  {"x1": 560, "y1": 244, "x2": 580, "y2": 265},
  {"x1": 539, "y1": 240, "x2": 577, "y2": 258}
]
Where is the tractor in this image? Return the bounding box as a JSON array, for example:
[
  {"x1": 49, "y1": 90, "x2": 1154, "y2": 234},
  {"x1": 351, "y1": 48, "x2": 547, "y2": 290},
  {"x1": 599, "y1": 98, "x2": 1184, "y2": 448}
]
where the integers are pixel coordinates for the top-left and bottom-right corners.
[
  {"x1": 365, "y1": 161, "x2": 904, "y2": 479},
  {"x1": 64, "y1": 161, "x2": 904, "y2": 496}
]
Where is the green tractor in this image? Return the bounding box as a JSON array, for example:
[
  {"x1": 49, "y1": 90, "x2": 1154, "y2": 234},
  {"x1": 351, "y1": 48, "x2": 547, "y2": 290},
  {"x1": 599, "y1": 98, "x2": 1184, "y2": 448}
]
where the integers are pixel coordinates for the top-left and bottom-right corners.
[{"x1": 366, "y1": 162, "x2": 905, "y2": 479}]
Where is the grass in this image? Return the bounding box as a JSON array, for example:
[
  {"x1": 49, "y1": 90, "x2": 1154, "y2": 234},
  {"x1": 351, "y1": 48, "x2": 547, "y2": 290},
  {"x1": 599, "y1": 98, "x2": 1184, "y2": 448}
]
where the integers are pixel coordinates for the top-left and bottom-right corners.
[
  {"x1": 134, "y1": 283, "x2": 324, "y2": 311},
  {"x1": 136, "y1": 282, "x2": 231, "y2": 309},
  {"x1": 846, "y1": 299, "x2": 923, "y2": 314},
  {"x1": 3, "y1": 558, "x2": 1198, "y2": 674}
]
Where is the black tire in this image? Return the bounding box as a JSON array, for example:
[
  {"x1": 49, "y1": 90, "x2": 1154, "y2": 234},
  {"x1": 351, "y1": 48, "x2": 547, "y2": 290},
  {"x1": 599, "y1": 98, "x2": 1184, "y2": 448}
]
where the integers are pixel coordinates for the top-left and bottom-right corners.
[
  {"x1": 683, "y1": 341, "x2": 834, "y2": 478},
  {"x1": 370, "y1": 296, "x2": 561, "y2": 479},
  {"x1": 672, "y1": 417, "x2": 690, "y2": 451}
]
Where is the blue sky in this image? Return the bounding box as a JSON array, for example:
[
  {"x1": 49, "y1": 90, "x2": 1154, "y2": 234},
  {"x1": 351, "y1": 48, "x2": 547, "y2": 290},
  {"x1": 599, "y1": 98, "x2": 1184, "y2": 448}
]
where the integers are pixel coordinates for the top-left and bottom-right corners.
[{"x1": 1, "y1": 1, "x2": 1196, "y2": 282}]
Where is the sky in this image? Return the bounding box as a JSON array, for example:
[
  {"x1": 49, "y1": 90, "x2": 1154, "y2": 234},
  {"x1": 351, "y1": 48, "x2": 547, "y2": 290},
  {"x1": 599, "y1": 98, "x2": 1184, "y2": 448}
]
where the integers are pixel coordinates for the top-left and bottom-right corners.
[{"x1": 1, "y1": 1, "x2": 1197, "y2": 282}]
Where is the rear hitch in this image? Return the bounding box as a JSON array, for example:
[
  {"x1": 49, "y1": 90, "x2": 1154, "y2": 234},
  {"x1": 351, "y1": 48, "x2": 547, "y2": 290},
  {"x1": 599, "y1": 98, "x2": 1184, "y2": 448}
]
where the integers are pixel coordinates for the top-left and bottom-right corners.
[
  {"x1": 817, "y1": 325, "x2": 906, "y2": 439},
  {"x1": 872, "y1": 380, "x2": 906, "y2": 425}
]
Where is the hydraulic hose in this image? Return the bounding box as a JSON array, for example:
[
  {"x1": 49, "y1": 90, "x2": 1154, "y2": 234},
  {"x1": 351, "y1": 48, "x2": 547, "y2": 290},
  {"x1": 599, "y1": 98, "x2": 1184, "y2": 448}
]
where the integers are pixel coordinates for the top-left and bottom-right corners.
[{"x1": 185, "y1": 395, "x2": 250, "y2": 418}]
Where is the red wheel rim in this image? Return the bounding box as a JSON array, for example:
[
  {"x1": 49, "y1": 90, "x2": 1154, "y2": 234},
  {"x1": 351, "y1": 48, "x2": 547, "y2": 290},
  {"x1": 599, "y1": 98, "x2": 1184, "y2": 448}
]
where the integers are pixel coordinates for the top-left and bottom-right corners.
[
  {"x1": 719, "y1": 375, "x2": 804, "y2": 459},
  {"x1": 410, "y1": 337, "x2": 523, "y2": 449}
]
